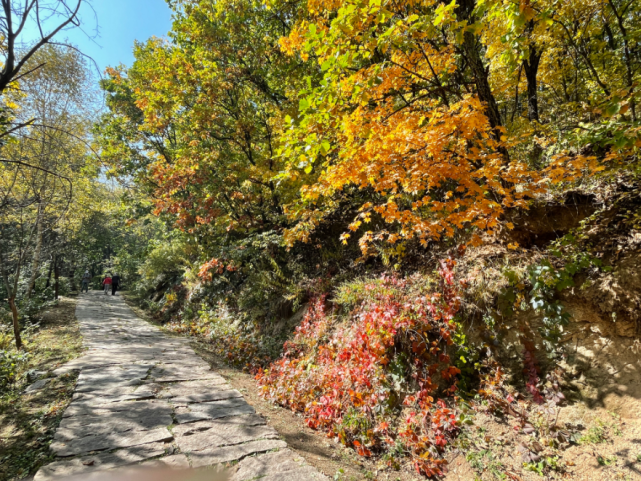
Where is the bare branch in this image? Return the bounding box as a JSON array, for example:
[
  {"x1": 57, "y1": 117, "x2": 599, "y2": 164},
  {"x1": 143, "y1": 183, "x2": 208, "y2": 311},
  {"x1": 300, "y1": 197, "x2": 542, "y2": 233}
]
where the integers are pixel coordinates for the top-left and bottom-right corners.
[
  {"x1": 0, "y1": 118, "x2": 36, "y2": 139},
  {"x1": 48, "y1": 42, "x2": 102, "y2": 79},
  {"x1": 0, "y1": 158, "x2": 73, "y2": 183},
  {"x1": 9, "y1": 61, "x2": 45, "y2": 83},
  {"x1": 0, "y1": 0, "x2": 83, "y2": 94}
]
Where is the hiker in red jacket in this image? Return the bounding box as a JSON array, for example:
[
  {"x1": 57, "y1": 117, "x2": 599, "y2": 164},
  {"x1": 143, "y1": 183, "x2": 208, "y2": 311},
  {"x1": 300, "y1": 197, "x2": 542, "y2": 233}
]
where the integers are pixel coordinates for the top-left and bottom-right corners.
[{"x1": 102, "y1": 274, "x2": 112, "y2": 295}]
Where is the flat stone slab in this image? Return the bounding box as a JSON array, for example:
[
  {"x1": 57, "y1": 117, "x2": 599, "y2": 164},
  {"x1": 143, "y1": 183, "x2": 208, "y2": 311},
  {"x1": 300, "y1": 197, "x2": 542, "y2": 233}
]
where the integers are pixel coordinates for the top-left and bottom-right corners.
[
  {"x1": 59, "y1": 355, "x2": 141, "y2": 370},
  {"x1": 58, "y1": 410, "x2": 173, "y2": 431},
  {"x1": 75, "y1": 372, "x2": 149, "y2": 385},
  {"x1": 171, "y1": 415, "x2": 267, "y2": 435},
  {"x1": 63, "y1": 401, "x2": 172, "y2": 424},
  {"x1": 51, "y1": 427, "x2": 173, "y2": 457},
  {"x1": 189, "y1": 439, "x2": 288, "y2": 468},
  {"x1": 25, "y1": 378, "x2": 52, "y2": 392},
  {"x1": 70, "y1": 384, "x2": 156, "y2": 398},
  {"x1": 175, "y1": 422, "x2": 278, "y2": 452},
  {"x1": 149, "y1": 365, "x2": 226, "y2": 383},
  {"x1": 34, "y1": 443, "x2": 169, "y2": 481},
  {"x1": 75, "y1": 378, "x2": 144, "y2": 393},
  {"x1": 55, "y1": 414, "x2": 174, "y2": 440},
  {"x1": 72, "y1": 386, "x2": 156, "y2": 405},
  {"x1": 63, "y1": 399, "x2": 169, "y2": 418},
  {"x1": 175, "y1": 398, "x2": 255, "y2": 424},
  {"x1": 35, "y1": 291, "x2": 326, "y2": 480},
  {"x1": 172, "y1": 389, "x2": 243, "y2": 405},
  {"x1": 79, "y1": 364, "x2": 151, "y2": 376},
  {"x1": 232, "y1": 449, "x2": 329, "y2": 481},
  {"x1": 159, "y1": 379, "x2": 232, "y2": 398}
]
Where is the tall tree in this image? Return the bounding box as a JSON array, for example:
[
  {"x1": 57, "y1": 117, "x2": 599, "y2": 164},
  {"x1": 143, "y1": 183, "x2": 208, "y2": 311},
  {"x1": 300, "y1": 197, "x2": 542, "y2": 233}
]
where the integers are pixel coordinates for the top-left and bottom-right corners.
[
  {"x1": 97, "y1": 0, "x2": 310, "y2": 238},
  {"x1": 276, "y1": 0, "x2": 637, "y2": 253},
  {"x1": 0, "y1": 44, "x2": 96, "y2": 349},
  {"x1": 97, "y1": 0, "x2": 640, "y2": 263},
  {"x1": 0, "y1": 0, "x2": 85, "y2": 140}
]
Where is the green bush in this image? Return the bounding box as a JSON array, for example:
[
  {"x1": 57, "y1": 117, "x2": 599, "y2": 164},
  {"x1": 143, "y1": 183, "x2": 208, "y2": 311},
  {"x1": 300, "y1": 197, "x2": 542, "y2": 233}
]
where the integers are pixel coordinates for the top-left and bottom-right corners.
[
  {"x1": 334, "y1": 273, "x2": 437, "y2": 311},
  {"x1": 0, "y1": 322, "x2": 14, "y2": 350},
  {"x1": 0, "y1": 349, "x2": 28, "y2": 388}
]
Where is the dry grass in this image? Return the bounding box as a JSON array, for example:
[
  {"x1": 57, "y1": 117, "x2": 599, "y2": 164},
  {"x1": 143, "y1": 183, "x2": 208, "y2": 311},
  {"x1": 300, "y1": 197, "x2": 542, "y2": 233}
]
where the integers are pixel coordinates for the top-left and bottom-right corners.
[{"x1": 0, "y1": 297, "x2": 83, "y2": 481}]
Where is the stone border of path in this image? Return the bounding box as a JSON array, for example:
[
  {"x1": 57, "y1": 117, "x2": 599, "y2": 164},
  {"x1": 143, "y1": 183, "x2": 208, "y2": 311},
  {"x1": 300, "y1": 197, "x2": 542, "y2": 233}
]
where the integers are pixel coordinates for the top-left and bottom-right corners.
[{"x1": 35, "y1": 291, "x2": 328, "y2": 481}]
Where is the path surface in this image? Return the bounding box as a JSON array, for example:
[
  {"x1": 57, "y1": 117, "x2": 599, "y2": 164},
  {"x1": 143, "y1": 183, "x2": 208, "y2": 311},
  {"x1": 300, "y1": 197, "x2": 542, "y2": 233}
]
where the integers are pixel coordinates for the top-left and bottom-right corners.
[{"x1": 35, "y1": 291, "x2": 327, "y2": 481}]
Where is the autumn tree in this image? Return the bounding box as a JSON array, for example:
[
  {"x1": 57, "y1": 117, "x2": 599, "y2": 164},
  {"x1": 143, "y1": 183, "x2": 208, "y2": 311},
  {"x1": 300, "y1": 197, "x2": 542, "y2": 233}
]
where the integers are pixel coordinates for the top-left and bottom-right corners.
[
  {"x1": 97, "y1": 0, "x2": 312, "y2": 240},
  {"x1": 0, "y1": 44, "x2": 98, "y2": 349},
  {"x1": 276, "y1": 0, "x2": 636, "y2": 254},
  {"x1": 0, "y1": 0, "x2": 87, "y2": 140},
  {"x1": 95, "y1": 0, "x2": 325, "y2": 306}
]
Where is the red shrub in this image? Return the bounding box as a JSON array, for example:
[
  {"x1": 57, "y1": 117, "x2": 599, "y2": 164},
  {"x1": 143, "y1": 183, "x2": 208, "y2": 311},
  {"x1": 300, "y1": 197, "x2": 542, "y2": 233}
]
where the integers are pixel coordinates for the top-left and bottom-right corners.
[{"x1": 257, "y1": 259, "x2": 464, "y2": 476}]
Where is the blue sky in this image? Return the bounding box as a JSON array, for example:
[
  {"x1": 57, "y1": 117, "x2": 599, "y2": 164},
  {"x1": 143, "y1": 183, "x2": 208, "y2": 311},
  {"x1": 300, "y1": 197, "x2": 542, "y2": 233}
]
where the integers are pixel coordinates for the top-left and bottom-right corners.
[{"x1": 25, "y1": 0, "x2": 174, "y2": 75}]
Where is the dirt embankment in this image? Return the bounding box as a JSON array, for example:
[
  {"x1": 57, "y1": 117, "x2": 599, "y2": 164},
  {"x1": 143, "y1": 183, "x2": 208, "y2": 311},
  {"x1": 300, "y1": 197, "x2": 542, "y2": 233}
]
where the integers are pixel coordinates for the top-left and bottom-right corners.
[{"x1": 447, "y1": 191, "x2": 641, "y2": 480}]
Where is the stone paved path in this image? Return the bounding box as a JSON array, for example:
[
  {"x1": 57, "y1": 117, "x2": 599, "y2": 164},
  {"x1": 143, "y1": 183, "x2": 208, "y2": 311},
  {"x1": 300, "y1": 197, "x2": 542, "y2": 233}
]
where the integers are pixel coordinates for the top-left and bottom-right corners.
[{"x1": 35, "y1": 291, "x2": 328, "y2": 481}]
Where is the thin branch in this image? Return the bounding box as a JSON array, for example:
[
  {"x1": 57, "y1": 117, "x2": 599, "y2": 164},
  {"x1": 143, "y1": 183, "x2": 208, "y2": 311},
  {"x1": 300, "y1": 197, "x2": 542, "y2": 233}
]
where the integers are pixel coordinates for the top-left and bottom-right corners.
[
  {"x1": 48, "y1": 41, "x2": 102, "y2": 79},
  {"x1": 0, "y1": 118, "x2": 36, "y2": 139},
  {"x1": 9, "y1": 61, "x2": 45, "y2": 83},
  {"x1": 0, "y1": 158, "x2": 72, "y2": 182}
]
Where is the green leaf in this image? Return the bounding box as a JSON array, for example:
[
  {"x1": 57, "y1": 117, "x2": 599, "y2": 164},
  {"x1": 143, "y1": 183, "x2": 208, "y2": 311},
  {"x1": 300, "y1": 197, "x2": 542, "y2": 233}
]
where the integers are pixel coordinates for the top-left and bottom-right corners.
[
  {"x1": 555, "y1": 278, "x2": 574, "y2": 291},
  {"x1": 434, "y1": 0, "x2": 456, "y2": 26}
]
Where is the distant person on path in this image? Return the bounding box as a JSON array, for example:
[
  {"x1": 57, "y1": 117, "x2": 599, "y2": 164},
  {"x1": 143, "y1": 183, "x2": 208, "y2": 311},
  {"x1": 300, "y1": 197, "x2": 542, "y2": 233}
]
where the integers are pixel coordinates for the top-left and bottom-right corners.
[
  {"x1": 111, "y1": 273, "x2": 121, "y2": 296},
  {"x1": 102, "y1": 274, "x2": 112, "y2": 295},
  {"x1": 81, "y1": 270, "x2": 91, "y2": 293}
]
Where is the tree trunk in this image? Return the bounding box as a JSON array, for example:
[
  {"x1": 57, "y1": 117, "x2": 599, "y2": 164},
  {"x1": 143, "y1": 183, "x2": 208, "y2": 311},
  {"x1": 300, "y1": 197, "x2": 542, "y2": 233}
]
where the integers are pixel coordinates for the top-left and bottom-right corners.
[
  {"x1": 1, "y1": 248, "x2": 23, "y2": 350},
  {"x1": 523, "y1": 52, "x2": 541, "y2": 122},
  {"x1": 26, "y1": 204, "x2": 45, "y2": 298},
  {"x1": 54, "y1": 255, "x2": 60, "y2": 300},
  {"x1": 8, "y1": 296, "x2": 22, "y2": 350},
  {"x1": 45, "y1": 258, "x2": 54, "y2": 289},
  {"x1": 457, "y1": 0, "x2": 503, "y2": 135}
]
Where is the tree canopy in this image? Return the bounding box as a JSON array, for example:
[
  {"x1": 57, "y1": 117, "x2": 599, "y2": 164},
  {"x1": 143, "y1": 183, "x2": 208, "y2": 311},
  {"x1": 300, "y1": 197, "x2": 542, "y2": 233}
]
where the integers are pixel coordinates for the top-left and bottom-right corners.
[{"x1": 98, "y1": 0, "x2": 640, "y2": 261}]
